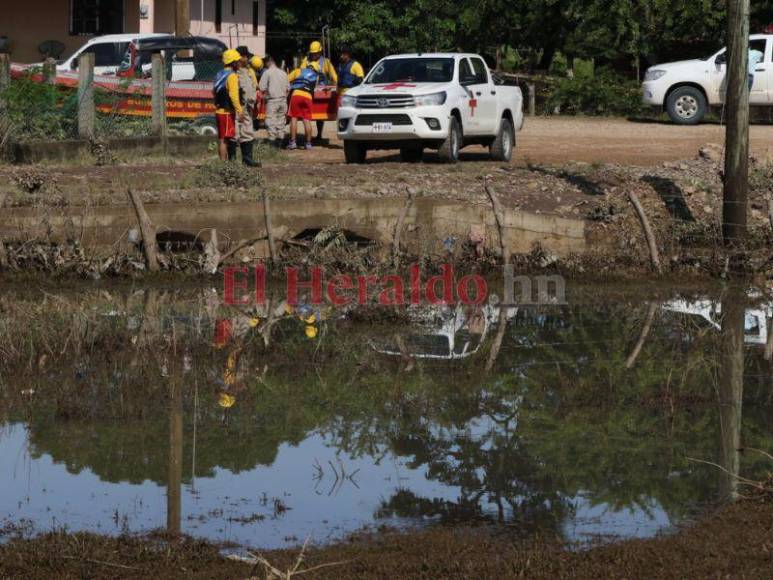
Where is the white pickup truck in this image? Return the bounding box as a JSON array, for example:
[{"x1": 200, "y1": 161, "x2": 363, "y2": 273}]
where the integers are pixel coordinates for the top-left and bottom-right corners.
[
  {"x1": 642, "y1": 34, "x2": 771, "y2": 124},
  {"x1": 336, "y1": 53, "x2": 524, "y2": 163}
]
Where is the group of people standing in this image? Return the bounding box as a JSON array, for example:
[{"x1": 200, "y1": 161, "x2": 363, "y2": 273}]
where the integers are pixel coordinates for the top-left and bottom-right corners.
[{"x1": 213, "y1": 41, "x2": 365, "y2": 163}]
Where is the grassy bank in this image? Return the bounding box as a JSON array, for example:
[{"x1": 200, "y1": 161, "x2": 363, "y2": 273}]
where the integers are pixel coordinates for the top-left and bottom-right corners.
[{"x1": 1, "y1": 501, "x2": 771, "y2": 579}]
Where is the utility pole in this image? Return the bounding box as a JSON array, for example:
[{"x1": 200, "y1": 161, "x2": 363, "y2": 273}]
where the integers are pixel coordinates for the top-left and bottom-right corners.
[
  {"x1": 175, "y1": 0, "x2": 190, "y2": 37},
  {"x1": 723, "y1": 0, "x2": 750, "y2": 249}
]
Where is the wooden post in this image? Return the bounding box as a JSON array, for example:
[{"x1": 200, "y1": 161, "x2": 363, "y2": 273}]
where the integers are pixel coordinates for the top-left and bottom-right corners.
[
  {"x1": 151, "y1": 53, "x2": 167, "y2": 142},
  {"x1": 77, "y1": 52, "x2": 95, "y2": 139},
  {"x1": 175, "y1": 0, "x2": 190, "y2": 36},
  {"x1": 0, "y1": 53, "x2": 10, "y2": 112},
  {"x1": 262, "y1": 190, "x2": 277, "y2": 263},
  {"x1": 723, "y1": 0, "x2": 751, "y2": 248},
  {"x1": 527, "y1": 83, "x2": 536, "y2": 116},
  {"x1": 43, "y1": 57, "x2": 56, "y2": 84},
  {"x1": 127, "y1": 189, "x2": 160, "y2": 272}
]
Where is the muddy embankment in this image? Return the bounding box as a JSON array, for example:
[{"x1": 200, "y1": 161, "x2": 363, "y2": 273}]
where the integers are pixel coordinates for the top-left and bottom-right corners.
[
  {"x1": 0, "y1": 141, "x2": 772, "y2": 279},
  {"x1": 0, "y1": 501, "x2": 771, "y2": 579}
]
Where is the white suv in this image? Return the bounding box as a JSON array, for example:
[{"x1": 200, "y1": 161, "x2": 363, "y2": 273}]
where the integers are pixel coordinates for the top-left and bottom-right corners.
[
  {"x1": 642, "y1": 34, "x2": 771, "y2": 124},
  {"x1": 58, "y1": 33, "x2": 166, "y2": 76}
]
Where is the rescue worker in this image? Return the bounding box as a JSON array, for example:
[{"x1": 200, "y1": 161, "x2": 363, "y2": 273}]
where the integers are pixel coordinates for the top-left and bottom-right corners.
[
  {"x1": 337, "y1": 45, "x2": 365, "y2": 93},
  {"x1": 287, "y1": 59, "x2": 322, "y2": 150},
  {"x1": 213, "y1": 49, "x2": 244, "y2": 162},
  {"x1": 299, "y1": 41, "x2": 337, "y2": 142},
  {"x1": 258, "y1": 55, "x2": 289, "y2": 147},
  {"x1": 235, "y1": 46, "x2": 259, "y2": 166},
  {"x1": 249, "y1": 55, "x2": 265, "y2": 133}
]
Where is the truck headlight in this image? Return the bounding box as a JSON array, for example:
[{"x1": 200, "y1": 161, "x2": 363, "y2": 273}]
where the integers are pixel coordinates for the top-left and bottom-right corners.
[
  {"x1": 340, "y1": 95, "x2": 357, "y2": 108},
  {"x1": 415, "y1": 92, "x2": 447, "y2": 106},
  {"x1": 644, "y1": 69, "x2": 666, "y2": 82}
]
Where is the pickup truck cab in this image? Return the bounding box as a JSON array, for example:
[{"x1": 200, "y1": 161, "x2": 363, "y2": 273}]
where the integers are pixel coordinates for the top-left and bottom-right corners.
[
  {"x1": 337, "y1": 53, "x2": 524, "y2": 163},
  {"x1": 642, "y1": 34, "x2": 771, "y2": 124}
]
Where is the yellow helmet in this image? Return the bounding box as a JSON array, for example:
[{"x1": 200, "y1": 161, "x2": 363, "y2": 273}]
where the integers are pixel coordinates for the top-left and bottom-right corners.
[
  {"x1": 222, "y1": 49, "x2": 241, "y2": 66},
  {"x1": 309, "y1": 41, "x2": 323, "y2": 54},
  {"x1": 250, "y1": 56, "x2": 264, "y2": 70},
  {"x1": 305, "y1": 325, "x2": 318, "y2": 339},
  {"x1": 218, "y1": 393, "x2": 236, "y2": 409}
]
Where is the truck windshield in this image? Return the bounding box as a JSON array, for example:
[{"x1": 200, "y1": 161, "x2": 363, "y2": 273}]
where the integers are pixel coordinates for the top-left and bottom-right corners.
[{"x1": 365, "y1": 58, "x2": 455, "y2": 84}]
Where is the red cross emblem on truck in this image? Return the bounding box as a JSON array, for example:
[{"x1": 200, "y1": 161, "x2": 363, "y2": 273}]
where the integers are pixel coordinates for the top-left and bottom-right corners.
[
  {"x1": 380, "y1": 82, "x2": 417, "y2": 90},
  {"x1": 469, "y1": 98, "x2": 478, "y2": 117}
]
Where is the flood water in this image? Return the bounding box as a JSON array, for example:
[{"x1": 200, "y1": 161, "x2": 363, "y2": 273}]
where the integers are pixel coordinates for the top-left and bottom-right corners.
[{"x1": 0, "y1": 282, "x2": 771, "y2": 550}]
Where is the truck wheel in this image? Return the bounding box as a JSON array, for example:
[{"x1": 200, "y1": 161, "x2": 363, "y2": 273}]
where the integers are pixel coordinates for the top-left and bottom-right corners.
[
  {"x1": 490, "y1": 118, "x2": 515, "y2": 162},
  {"x1": 437, "y1": 117, "x2": 461, "y2": 163},
  {"x1": 344, "y1": 141, "x2": 367, "y2": 164},
  {"x1": 666, "y1": 86, "x2": 707, "y2": 125},
  {"x1": 400, "y1": 145, "x2": 424, "y2": 163}
]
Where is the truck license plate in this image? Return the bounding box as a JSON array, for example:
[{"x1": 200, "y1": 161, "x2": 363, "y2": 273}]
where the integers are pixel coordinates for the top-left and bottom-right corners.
[{"x1": 372, "y1": 122, "x2": 393, "y2": 133}]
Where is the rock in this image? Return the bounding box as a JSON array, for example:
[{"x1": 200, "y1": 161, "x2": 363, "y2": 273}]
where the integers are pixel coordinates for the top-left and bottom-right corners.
[
  {"x1": 703, "y1": 205, "x2": 714, "y2": 215},
  {"x1": 698, "y1": 144, "x2": 723, "y2": 163}
]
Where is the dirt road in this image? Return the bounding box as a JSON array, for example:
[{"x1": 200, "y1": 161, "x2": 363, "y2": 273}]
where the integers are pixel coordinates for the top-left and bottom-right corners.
[{"x1": 311, "y1": 117, "x2": 773, "y2": 166}]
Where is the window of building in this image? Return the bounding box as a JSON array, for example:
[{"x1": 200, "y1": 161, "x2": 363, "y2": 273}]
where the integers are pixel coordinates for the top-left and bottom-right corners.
[
  {"x1": 253, "y1": 1, "x2": 259, "y2": 36},
  {"x1": 216, "y1": 0, "x2": 223, "y2": 33},
  {"x1": 70, "y1": 0, "x2": 124, "y2": 36}
]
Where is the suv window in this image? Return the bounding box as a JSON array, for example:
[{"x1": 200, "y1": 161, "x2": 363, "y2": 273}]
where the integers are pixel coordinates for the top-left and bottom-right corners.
[
  {"x1": 459, "y1": 59, "x2": 475, "y2": 85},
  {"x1": 471, "y1": 58, "x2": 489, "y2": 84},
  {"x1": 715, "y1": 39, "x2": 767, "y2": 65}
]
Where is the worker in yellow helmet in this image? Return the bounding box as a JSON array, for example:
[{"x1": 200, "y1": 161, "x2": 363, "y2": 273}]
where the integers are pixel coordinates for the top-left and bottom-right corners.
[
  {"x1": 213, "y1": 49, "x2": 245, "y2": 162},
  {"x1": 300, "y1": 40, "x2": 337, "y2": 143},
  {"x1": 234, "y1": 46, "x2": 259, "y2": 166}
]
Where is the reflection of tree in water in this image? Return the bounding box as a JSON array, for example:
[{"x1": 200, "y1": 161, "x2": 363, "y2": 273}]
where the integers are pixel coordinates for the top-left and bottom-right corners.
[{"x1": 11, "y1": 291, "x2": 773, "y2": 533}]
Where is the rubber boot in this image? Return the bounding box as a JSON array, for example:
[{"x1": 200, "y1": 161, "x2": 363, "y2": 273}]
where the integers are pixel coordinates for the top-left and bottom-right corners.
[
  {"x1": 226, "y1": 140, "x2": 238, "y2": 162},
  {"x1": 240, "y1": 141, "x2": 259, "y2": 167}
]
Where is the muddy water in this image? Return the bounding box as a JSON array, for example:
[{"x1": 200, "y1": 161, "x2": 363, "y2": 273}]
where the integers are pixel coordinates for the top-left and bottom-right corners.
[{"x1": 0, "y1": 283, "x2": 771, "y2": 550}]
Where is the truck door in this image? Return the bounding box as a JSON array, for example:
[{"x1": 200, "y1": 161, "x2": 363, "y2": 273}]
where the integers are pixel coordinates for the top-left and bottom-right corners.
[
  {"x1": 458, "y1": 58, "x2": 481, "y2": 133},
  {"x1": 749, "y1": 38, "x2": 769, "y2": 104},
  {"x1": 469, "y1": 57, "x2": 499, "y2": 134}
]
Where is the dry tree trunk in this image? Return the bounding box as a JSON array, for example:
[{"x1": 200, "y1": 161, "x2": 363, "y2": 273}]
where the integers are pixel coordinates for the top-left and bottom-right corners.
[
  {"x1": 484, "y1": 177, "x2": 510, "y2": 265},
  {"x1": 628, "y1": 191, "x2": 662, "y2": 274},
  {"x1": 127, "y1": 189, "x2": 160, "y2": 272},
  {"x1": 626, "y1": 302, "x2": 659, "y2": 369}
]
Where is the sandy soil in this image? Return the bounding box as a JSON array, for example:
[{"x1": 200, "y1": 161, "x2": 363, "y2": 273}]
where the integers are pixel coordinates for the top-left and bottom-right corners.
[{"x1": 306, "y1": 116, "x2": 773, "y2": 166}]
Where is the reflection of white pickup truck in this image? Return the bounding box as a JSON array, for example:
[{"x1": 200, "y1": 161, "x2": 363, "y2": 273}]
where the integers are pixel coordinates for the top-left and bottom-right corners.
[
  {"x1": 642, "y1": 34, "x2": 771, "y2": 124},
  {"x1": 337, "y1": 53, "x2": 524, "y2": 163}
]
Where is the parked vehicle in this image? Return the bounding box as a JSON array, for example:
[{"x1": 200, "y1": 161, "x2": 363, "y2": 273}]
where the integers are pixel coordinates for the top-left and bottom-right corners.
[
  {"x1": 117, "y1": 36, "x2": 228, "y2": 82},
  {"x1": 337, "y1": 53, "x2": 524, "y2": 163},
  {"x1": 56, "y1": 33, "x2": 167, "y2": 76},
  {"x1": 642, "y1": 34, "x2": 770, "y2": 124}
]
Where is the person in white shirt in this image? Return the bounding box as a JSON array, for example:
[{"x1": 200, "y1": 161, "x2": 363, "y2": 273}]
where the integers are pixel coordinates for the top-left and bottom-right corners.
[{"x1": 749, "y1": 48, "x2": 764, "y2": 91}]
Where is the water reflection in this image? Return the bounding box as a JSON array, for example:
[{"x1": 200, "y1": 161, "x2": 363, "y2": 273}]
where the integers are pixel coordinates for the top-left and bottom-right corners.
[{"x1": 0, "y1": 284, "x2": 771, "y2": 549}]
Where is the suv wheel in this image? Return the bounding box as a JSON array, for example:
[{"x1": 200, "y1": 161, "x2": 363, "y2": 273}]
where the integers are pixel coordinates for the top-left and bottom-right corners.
[
  {"x1": 437, "y1": 117, "x2": 461, "y2": 163},
  {"x1": 343, "y1": 141, "x2": 367, "y2": 164},
  {"x1": 490, "y1": 118, "x2": 515, "y2": 162},
  {"x1": 666, "y1": 86, "x2": 707, "y2": 125}
]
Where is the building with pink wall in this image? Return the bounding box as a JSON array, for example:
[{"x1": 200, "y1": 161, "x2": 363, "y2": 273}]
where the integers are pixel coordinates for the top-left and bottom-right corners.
[{"x1": 1, "y1": 0, "x2": 266, "y2": 63}]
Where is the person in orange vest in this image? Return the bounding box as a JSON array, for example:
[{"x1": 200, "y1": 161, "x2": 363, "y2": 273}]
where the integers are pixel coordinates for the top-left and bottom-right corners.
[
  {"x1": 299, "y1": 41, "x2": 337, "y2": 143},
  {"x1": 213, "y1": 49, "x2": 244, "y2": 162}
]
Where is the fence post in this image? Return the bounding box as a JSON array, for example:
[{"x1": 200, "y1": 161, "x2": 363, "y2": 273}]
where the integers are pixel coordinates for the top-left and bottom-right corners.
[
  {"x1": 0, "y1": 54, "x2": 10, "y2": 112},
  {"x1": 43, "y1": 57, "x2": 56, "y2": 84},
  {"x1": 527, "y1": 83, "x2": 536, "y2": 116},
  {"x1": 77, "y1": 52, "x2": 95, "y2": 139},
  {"x1": 151, "y1": 53, "x2": 167, "y2": 144}
]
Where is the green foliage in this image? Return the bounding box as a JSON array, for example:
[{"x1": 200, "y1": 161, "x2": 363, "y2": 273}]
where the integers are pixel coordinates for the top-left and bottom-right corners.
[
  {"x1": 546, "y1": 68, "x2": 646, "y2": 116},
  {"x1": 0, "y1": 75, "x2": 77, "y2": 141}
]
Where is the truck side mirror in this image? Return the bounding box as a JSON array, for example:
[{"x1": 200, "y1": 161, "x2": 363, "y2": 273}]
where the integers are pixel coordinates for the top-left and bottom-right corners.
[
  {"x1": 715, "y1": 53, "x2": 727, "y2": 66},
  {"x1": 71, "y1": 58, "x2": 78, "y2": 70}
]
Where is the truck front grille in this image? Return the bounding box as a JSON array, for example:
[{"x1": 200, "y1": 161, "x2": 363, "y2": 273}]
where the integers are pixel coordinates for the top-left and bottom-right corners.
[
  {"x1": 355, "y1": 95, "x2": 416, "y2": 108},
  {"x1": 354, "y1": 114, "x2": 413, "y2": 126}
]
